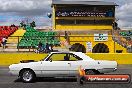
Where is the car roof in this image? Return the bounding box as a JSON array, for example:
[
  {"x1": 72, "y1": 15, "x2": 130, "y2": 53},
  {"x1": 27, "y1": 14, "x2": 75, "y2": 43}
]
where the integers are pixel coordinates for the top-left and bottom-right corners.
[{"x1": 49, "y1": 52, "x2": 94, "y2": 61}]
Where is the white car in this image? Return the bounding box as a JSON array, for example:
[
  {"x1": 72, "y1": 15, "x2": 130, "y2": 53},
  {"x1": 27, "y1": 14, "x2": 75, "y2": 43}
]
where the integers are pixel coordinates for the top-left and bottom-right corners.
[{"x1": 9, "y1": 52, "x2": 117, "y2": 82}]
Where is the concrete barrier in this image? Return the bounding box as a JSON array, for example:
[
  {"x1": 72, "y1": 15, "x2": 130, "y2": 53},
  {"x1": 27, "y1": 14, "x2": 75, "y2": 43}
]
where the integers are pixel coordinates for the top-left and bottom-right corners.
[
  {"x1": 0, "y1": 53, "x2": 131, "y2": 66},
  {"x1": 0, "y1": 53, "x2": 47, "y2": 66},
  {"x1": 87, "y1": 53, "x2": 132, "y2": 64}
]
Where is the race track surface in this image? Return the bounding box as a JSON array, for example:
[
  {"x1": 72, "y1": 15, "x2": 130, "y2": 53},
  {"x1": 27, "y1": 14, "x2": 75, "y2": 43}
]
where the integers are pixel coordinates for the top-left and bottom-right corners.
[{"x1": 0, "y1": 65, "x2": 132, "y2": 88}]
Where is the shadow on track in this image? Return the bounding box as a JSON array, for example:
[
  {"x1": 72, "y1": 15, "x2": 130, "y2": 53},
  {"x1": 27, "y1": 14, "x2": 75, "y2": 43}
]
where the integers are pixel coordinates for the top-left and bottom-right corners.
[{"x1": 14, "y1": 77, "x2": 77, "y2": 83}]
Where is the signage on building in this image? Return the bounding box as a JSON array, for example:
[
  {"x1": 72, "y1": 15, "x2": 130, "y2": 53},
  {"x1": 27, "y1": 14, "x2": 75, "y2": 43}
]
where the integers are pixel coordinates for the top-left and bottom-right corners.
[
  {"x1": 94, "y1": 33, "x2": 108, "y2": 41},
  {"x1": 86, "y1": 42, "x2": 92, "y2": 52},
  {"x1": 56, "y1": 11, "x2": 113, "y2": 17}
]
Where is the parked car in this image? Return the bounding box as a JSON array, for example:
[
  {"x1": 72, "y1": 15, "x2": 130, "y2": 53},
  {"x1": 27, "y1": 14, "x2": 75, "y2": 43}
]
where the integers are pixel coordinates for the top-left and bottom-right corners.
[{"x1": 9, "y1": 52, "x2": 117, "y2": 83}]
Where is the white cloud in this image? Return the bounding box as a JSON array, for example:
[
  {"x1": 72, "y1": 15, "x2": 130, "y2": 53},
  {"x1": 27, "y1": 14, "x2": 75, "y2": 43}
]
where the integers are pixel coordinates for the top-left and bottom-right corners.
[
  {"x1": 0, "y1": 0, "x2": 131, "y2": 28},
  {"x1": 0, "y1": 0, "x2": 52, "y2": 26},
  {"x1": 115, "y1": 2, "x2": 132, "y2": 27},
  {"x1": 0, "y1": 0, "x2": 52, "y2": 12}
]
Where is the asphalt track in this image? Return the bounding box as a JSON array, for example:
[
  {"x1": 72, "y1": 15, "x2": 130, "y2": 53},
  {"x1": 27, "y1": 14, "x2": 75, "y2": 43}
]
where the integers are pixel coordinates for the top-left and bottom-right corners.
[{"x1": 0, "y1": 65, "x2": 132, "y2": 88}]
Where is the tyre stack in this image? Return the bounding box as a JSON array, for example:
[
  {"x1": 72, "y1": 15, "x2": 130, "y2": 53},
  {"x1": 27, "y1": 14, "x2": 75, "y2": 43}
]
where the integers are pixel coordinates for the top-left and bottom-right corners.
[
  {"x1": 70, "y1": 43, "x2": 86, "y2": 53},
  {"x1": 92, "y1": 43, "x2": 109, "y2": 53}
]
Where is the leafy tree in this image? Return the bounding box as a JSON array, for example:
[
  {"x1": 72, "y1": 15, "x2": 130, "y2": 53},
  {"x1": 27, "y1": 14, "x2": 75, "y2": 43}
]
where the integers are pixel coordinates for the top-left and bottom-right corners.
[
  {"x1": 30, "y1": 21, "x2": 36, "y2": 27},
  {"x1": 20, "y1": 21, "x2": 26, "y2": 28}
]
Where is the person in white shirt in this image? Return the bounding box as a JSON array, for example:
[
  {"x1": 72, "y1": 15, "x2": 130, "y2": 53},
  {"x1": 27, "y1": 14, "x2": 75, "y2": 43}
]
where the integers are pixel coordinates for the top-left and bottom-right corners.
[{"x1": 2, "y1": 37, "x2": 7, "y2": 49}]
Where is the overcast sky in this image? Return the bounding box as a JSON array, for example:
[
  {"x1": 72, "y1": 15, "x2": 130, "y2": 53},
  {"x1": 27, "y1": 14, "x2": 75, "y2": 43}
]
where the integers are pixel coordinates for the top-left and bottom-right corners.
[{"x1": 0, "y1": 0, "x2": 132, "y2": 28}]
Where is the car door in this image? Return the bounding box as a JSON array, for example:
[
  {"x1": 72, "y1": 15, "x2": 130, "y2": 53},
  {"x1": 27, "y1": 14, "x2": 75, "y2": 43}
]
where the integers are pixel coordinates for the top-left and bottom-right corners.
[
  {"x1": 68, "y1": 53, "x2": 99, "y2": 75},
  {"x1": 41, "y1": 53, "x2": 71, "y2": 77},
  {"x1": 67, "y1": 53, "x2": 84, "y2": 76}
]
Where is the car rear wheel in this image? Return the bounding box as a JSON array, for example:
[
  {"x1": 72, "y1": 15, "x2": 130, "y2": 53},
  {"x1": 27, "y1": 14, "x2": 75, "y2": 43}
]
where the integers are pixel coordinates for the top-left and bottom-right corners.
[{"x1": 20, "y1": 70, "x2": 36, "y2": 83}]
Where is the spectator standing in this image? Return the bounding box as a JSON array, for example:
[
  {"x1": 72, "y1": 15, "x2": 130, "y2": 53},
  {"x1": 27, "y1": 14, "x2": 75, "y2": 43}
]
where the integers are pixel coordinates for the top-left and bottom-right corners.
[
  {"x1": 38, "y1": 42, "x2": 42, "y2": 49},
  {"x1": 127, "y1": 45, "x2": 132, "y2": 53},
  {"x1": 49, "y1": 44, "x2": 53, "y2": 52},
  {"x1": 35, "y1": 42, "x2": 43, "y2": 53},
  {"x1": 112, "y1": 22, "x2": 118, "y2": 30},
  {"x1": 46, "y1": 43, "x2": 50, "y2": 53},
  {"x1": 38, "y1": 42, "x2": 43, "y2": 52},
  {"x1": 2, "y1": 37, "x2": 7, "y2": 49}
]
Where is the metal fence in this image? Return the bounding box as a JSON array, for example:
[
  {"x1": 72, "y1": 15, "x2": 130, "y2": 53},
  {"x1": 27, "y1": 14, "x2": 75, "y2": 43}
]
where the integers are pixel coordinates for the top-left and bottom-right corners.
[{"x1": 0, "y1": 35, "x2": 131, "y2": 53}]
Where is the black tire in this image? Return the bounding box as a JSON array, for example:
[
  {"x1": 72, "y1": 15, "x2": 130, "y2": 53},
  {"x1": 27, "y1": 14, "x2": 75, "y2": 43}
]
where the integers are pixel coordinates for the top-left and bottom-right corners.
[
  {"x1": 85, "y1": 70, "x2": 96, "y2": 75},
  {"x1": 20, "y1": 69, "x2": 36, "y2": 83},
  {"x1": 70, "y1": 43, "x2": 86, "y2": 53},
  {"x1": 92, "y1": 43, "x2": 109, "y2": 53}
]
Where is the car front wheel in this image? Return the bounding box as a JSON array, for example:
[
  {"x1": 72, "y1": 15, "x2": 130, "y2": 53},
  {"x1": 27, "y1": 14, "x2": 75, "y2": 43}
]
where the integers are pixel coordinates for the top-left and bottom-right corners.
[{"x1": 20, "y1": 70, "x2": 36, "y2": 83}]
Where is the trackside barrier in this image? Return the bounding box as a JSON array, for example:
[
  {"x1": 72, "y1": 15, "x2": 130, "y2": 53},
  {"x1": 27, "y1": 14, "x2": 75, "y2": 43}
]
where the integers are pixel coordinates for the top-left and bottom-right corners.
[
  {"x1": 0, "y1": 53, "x2": 132, "y2": 66},
  {"x1": 87, "y1": 53, "x2": 132, "y2": 64},
  {"x1": 0, "y1": 53, "x2": 48, "y2": 66}
]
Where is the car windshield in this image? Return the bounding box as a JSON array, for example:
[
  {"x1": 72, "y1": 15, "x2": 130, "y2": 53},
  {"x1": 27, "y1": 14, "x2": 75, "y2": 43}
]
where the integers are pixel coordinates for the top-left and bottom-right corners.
[
  {"x1": 73, "y1": 52, "x2": 94, "y2": 60},
  {"x1": 43, "y1": 53, "x2": 84, "y2": 61}
]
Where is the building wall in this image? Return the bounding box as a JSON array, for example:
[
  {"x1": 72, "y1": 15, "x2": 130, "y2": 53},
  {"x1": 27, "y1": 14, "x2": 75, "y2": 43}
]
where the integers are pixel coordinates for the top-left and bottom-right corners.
[
  {"x1": 52, "y1": 5, "x2": 127, "y2": 53},
  {"x1": 53, "y1": 5, "x2": 115, "y2": 30},
  {"x1": 69, "y1": 35, "x2": 127, "y2": 53},
  {"x1": 0, "y1": 53, "x2": 131, "y2": 66},
  {"x1": 55, "y1": 25, "x2": 112, "y2": 30}
]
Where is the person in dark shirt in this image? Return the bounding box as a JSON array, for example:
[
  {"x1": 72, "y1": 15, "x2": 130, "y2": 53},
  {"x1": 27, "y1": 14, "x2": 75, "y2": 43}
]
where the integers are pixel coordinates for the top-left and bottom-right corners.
[
  {"x1": 112, "y1": 22, "x2": 118, "y2": 30},
  {"x1": 37, "y1": 42, "x2": 43, "y2": 53},
  {"x1": 38, "y1": 42, "x2": 42, "y2": 48},
  {"x1": 46, "y1": 43, "x2": 50, "y2": 53}
]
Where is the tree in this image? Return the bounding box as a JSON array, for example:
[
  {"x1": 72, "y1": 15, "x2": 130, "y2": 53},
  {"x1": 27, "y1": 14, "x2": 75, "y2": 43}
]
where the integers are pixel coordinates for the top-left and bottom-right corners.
[
  {"x1": 30, "y1": 21, "x2": 36, "y2": 27},
  {"x1": 20, "y1": 21, "x2": 26, "y2": 28}
]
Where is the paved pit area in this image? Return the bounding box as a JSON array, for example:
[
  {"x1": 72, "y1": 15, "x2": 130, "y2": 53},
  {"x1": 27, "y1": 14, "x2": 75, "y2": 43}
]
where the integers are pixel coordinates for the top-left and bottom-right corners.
[{"x1": 0, "y1": 65, "x2": 132, "y2": 88}]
